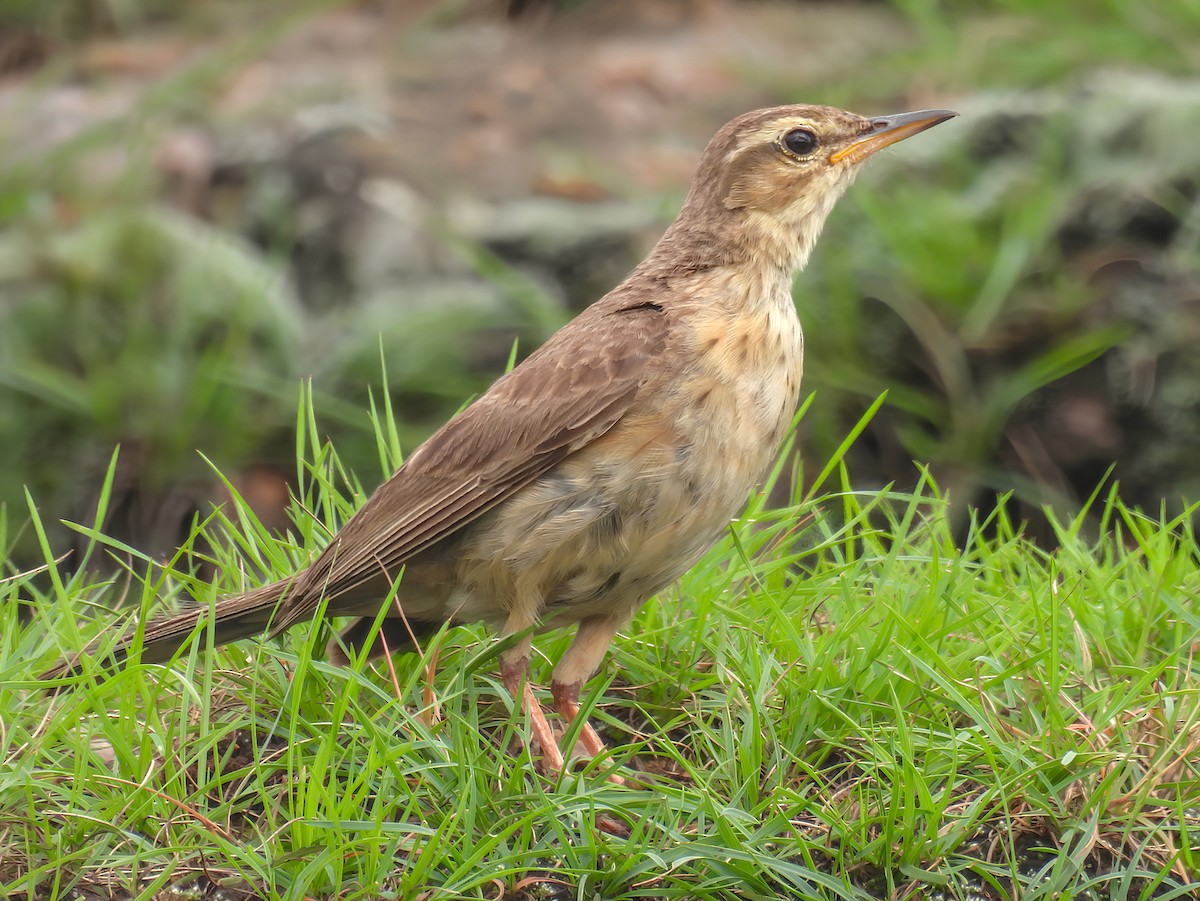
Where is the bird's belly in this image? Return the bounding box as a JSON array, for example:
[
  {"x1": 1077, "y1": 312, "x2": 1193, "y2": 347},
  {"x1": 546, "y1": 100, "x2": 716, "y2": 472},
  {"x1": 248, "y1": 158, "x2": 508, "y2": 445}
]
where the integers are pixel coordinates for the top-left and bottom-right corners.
[
  {"x1": 448, "y1": 307, "x2": 803, "y2": 629},
  {"x1": 448, "y1": 434, "x2": 722, "y2": 627}
]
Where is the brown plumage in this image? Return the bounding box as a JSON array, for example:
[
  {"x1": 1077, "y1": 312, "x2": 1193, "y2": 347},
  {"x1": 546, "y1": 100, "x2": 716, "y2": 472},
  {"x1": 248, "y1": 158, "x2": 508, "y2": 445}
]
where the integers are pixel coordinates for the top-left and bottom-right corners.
[{"x1": 42, "y1": 104, "x2": 956, "y2": 774}]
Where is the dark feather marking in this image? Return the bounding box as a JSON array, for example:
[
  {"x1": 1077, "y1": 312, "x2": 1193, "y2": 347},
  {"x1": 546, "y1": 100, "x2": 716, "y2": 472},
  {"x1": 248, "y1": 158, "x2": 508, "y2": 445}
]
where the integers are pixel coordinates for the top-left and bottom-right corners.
[{"x1": 616, "y1": 300, "x2": 664, "y2": 314}]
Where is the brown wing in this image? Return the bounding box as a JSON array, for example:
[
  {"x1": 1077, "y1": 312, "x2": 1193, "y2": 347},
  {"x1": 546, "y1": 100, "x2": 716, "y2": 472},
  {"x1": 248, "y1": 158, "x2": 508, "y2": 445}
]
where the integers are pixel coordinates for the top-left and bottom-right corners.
[{"x1": 273, "y1": 299, "x2": 668, "y2": 629}]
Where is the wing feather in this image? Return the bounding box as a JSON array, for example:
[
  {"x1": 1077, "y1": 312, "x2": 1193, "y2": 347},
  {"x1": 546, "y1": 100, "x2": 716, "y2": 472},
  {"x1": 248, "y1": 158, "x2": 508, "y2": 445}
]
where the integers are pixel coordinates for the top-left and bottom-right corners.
[{"x1": 275, "y1": 301, "x2": 668, "y2": 625}]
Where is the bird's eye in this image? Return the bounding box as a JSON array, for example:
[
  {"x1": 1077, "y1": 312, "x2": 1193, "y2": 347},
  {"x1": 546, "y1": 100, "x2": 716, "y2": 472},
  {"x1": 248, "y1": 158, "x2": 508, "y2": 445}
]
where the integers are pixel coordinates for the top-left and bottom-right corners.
[{"x1": 782, "y1": 128, "x2": 818, "y2": 158}]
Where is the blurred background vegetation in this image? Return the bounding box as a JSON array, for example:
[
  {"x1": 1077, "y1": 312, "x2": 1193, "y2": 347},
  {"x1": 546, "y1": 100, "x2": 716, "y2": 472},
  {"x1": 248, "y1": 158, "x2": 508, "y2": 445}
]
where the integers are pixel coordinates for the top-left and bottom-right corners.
[{"x1": 1, "y1": 0, "x2": 1199, "y2": 570}]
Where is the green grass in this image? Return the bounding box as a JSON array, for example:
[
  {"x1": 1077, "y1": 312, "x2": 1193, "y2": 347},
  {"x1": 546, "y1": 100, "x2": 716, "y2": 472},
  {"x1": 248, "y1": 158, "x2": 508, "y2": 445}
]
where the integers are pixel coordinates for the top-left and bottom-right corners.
[{"x1": 3, "y1": 393, "x2": 1198, "y2": 900}]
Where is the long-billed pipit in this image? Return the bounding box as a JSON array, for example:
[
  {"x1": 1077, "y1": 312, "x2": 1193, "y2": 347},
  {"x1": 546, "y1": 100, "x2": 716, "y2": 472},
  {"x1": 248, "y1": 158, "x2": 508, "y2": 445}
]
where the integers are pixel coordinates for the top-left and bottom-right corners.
[{"x1": 43, "y1": 104, "x2": 956, "y2": 774}]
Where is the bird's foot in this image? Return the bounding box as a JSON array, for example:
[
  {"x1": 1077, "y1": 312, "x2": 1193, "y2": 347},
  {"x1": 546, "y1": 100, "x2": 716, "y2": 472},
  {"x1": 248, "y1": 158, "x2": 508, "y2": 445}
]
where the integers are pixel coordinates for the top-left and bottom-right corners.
[
  {"x1": 499, "y1": 660, "x2": 623, "y2": 782},
  {"x1": 501, "y1": 657, "x2": 566, "y2": 774},
  {"x1": 552, "y1": 679, "x2": 625, "y2": 785}
]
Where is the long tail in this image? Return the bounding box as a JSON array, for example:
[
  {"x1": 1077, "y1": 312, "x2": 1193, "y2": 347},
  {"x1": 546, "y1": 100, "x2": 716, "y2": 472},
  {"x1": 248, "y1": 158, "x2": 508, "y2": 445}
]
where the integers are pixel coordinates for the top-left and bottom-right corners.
[{"x1": 40, "y1": 580, "x2": 292, "y2": 684}]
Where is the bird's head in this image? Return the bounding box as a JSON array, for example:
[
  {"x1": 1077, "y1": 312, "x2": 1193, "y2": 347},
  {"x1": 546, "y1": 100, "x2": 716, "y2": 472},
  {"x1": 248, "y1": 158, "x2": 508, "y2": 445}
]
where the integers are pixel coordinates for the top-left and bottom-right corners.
[{"x1": 668, "y1": 104, "x2": 957, "y2": 272}]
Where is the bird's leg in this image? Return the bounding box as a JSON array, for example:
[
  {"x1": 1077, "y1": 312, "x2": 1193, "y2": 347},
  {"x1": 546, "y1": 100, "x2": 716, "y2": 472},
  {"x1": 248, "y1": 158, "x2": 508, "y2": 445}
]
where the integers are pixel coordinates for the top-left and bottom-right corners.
[
  {"x1": 499, "y1": 635, "x2": 565, "y2": 774},
  {"x1": 552, "y1": 613, "x2": 625, "y2": 780},
  {"x1": 550, "y1": 679, "x2": 609, "y2": 759}
]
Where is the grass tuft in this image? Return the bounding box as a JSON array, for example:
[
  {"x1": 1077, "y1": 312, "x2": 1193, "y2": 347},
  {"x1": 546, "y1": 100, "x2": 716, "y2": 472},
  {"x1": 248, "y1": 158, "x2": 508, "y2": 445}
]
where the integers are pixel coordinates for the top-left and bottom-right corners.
[{"x1": 3, "y1": 390, "x2": 1199, "y2": 900}]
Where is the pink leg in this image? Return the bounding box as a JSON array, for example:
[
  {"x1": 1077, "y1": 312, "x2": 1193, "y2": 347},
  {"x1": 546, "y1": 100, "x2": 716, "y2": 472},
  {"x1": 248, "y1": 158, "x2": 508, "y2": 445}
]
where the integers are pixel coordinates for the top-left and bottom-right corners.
[
  {"x1": 501, "y1": 655, "x2": 565, "y2": 774},
  {"x1": 552, "y1": 678, "x2": 625, "y2": 785}
]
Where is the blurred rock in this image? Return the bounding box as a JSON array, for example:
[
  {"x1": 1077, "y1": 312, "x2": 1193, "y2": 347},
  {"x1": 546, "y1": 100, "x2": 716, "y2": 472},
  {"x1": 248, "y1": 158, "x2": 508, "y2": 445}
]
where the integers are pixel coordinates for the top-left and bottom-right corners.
[
  {"x1": 449, "y1": 195, "x2": 656, "y2": 309},
  {"x1": 350, "y1": 178, "x2": 469, "y2": 291}
]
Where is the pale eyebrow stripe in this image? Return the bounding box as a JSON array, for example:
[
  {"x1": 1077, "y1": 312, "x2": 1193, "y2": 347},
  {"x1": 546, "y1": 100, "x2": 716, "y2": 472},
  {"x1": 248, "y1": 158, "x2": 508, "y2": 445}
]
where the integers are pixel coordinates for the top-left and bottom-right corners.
[{"x1": 733, "y1": 118, "x2": 818, "y2": 152}]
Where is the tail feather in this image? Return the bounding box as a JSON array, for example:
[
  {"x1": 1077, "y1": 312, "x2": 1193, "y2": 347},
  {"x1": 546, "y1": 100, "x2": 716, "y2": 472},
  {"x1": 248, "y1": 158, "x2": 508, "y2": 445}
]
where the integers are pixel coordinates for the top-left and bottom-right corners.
[{"x1": 41, "y1": 580, "x2": 291, "y2": 683}]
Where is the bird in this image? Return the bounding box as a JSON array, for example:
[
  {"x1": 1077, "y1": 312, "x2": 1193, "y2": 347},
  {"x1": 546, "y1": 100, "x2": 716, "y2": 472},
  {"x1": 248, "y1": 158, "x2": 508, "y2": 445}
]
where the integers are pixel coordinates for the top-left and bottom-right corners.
[{"x1": 41, "y1": 103, "x2": 956, "y2": 775}]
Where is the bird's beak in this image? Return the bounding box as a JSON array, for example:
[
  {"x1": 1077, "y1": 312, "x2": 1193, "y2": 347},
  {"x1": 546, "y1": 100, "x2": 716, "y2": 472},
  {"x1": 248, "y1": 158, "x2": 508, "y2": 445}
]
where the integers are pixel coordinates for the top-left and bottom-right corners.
[{"x1": 829, "y1": 108, "x2": 958, "y2": 166}]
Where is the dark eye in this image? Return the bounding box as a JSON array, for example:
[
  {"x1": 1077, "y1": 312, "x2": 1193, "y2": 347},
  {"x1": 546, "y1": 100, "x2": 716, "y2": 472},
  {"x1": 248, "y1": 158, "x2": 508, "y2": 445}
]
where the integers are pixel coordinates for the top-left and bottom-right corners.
[{"x1": 782, "y1": 128, "x2": 818, "y2": 157}]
